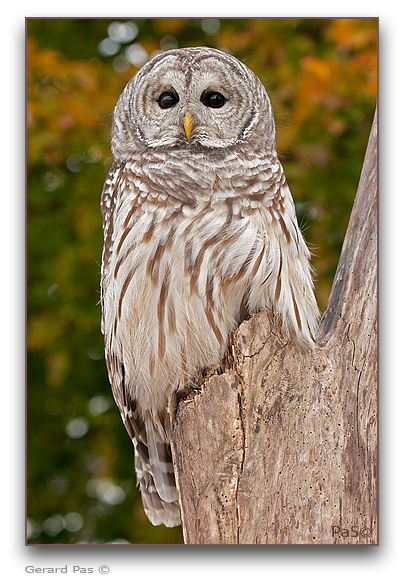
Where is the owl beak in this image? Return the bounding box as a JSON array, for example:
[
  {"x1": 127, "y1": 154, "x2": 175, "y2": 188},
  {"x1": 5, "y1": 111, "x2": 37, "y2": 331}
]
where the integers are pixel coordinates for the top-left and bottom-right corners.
[{"x1": 184, "y1": 111, "x2": 193, "y2": 140}]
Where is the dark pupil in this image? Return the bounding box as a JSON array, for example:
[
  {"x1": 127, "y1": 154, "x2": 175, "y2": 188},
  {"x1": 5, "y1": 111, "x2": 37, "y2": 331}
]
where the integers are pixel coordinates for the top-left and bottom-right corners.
[
  {"x1": 203, "y1": 92, "x2": 225, "y2": 108},
  {"x1": 158, "y1": 91, "x2": 178, "y2": 109}
]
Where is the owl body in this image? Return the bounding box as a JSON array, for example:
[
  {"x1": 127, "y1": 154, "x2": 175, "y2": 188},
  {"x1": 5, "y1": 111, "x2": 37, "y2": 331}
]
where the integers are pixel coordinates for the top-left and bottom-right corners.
[{"x1": 100, "y1": 47, "x2": 319, "y2": 528}]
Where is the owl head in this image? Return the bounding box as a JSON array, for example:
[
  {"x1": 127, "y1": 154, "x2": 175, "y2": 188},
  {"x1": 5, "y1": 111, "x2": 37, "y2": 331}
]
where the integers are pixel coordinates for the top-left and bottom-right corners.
[{"x1": 111, "y1": 47, "x2": 277, "y2": 159}]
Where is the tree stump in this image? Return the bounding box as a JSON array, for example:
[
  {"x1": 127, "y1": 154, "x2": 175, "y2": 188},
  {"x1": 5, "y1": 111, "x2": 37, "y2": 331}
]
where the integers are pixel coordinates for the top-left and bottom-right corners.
[{"x1": 168, "y1": 108, "x2": 378, "y2": 545}]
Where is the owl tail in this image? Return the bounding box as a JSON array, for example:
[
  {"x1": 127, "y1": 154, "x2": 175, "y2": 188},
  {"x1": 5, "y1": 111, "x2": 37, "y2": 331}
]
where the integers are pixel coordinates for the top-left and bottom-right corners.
[{"x1": 134, "y1": 411, "x2": 181, "y2": 528}]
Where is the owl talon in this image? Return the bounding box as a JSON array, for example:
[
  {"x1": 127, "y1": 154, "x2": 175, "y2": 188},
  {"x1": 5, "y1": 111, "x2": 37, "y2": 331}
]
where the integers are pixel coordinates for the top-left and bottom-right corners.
[
  {"x1": 216, "y1": 365, "x2": 223, "y2": 375},
  {"x1": 186, "y1": 381, "x2": 201, "y2": 391}
]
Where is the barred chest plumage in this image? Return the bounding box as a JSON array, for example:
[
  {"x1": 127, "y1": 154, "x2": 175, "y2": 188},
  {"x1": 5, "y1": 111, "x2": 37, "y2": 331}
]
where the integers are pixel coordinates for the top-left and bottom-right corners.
[{"x1": 101, "y1": 149, "x2": 289, "y2": 415}]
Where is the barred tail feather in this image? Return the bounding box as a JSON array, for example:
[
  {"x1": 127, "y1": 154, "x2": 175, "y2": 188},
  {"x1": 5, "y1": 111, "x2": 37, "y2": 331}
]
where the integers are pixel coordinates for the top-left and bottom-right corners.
[
  {"x1": 144, "y1": 412, "x2": 178, "y2": 502},
  {"x1": 135, "y1": 451, "x2": 181, "y2": 527},
  {"x1": 134, "y1": 411, "x2": 180, "y2": 527}
]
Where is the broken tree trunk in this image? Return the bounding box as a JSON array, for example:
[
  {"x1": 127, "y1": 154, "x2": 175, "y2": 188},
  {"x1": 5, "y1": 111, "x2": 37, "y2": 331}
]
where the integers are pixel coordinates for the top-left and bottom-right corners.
[{"x1": 168, "y1": 108, "x2": 378, "y2": 545}]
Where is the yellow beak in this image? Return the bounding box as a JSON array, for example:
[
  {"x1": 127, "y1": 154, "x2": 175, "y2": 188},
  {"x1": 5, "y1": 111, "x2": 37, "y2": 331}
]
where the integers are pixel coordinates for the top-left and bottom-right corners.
[{"x1": 184, "y1": 111, "x2": 193, "y2": 140}]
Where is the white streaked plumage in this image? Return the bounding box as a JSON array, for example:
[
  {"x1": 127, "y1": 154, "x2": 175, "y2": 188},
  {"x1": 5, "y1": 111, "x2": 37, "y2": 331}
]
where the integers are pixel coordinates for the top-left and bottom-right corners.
[{"x1": 100, "y1": 47, "x2": 319, "y2": 528}]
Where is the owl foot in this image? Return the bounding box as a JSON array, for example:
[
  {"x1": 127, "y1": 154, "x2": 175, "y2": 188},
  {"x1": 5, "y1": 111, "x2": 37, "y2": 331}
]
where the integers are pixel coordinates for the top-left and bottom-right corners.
[
  {"x1": 175, "y1": 380, "x2": 201, "y2": 403},
  {"x1": 182, "y1": 364, "x2": 223, "y2": 396}
]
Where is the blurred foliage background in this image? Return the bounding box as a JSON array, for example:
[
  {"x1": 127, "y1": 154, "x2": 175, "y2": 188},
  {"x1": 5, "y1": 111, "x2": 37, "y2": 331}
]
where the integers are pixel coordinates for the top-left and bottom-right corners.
[{"x1": 26, "y1": 18, "x2": 377, "y2": 545}]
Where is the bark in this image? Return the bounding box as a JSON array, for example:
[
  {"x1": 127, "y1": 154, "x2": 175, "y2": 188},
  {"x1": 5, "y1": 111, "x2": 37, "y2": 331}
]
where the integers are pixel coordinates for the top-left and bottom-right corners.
[{"x1": 168, "y1": 108, "x2": 378, "y2": 545}]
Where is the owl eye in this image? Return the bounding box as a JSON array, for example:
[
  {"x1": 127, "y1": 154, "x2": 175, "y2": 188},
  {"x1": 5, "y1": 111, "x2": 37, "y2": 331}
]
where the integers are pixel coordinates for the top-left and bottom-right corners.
[
  {"x1": 201, "y1": 91, "x2": 226, "y2": 108},
  {"x1": 158, "y1": 91, "x2": 179, "y2": 109}
]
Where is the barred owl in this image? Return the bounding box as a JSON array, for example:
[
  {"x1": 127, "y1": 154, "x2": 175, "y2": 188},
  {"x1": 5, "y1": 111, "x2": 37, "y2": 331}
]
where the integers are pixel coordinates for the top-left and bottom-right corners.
[{"x1": 100, "y1": 47, "x2": 319, "y2": 528}]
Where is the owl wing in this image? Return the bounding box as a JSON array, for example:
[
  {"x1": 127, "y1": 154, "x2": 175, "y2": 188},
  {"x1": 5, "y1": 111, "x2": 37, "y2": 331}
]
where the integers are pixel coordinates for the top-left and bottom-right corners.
[
  {"x1": 248, "y1": 174, "x2": 320, "y2": 346},
  {"x1": 100, "y1": 164, "x2": 120, "y2": 336},
  {"x1": 100, "y1": 165, "x2": 180, "y2": 527}
]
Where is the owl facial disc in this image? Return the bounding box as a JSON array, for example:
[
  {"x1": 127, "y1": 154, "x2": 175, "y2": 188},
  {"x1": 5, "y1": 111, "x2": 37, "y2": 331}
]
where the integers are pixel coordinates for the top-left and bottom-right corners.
[{"x1": 111, "y1": 47, "x2": 276, "y2": 155}]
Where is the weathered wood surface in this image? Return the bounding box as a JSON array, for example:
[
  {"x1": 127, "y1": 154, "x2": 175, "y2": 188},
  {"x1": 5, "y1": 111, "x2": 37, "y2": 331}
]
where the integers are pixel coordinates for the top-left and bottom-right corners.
[{"x1": 168, "y1": 109, "x2": 378, "y2": 545}]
